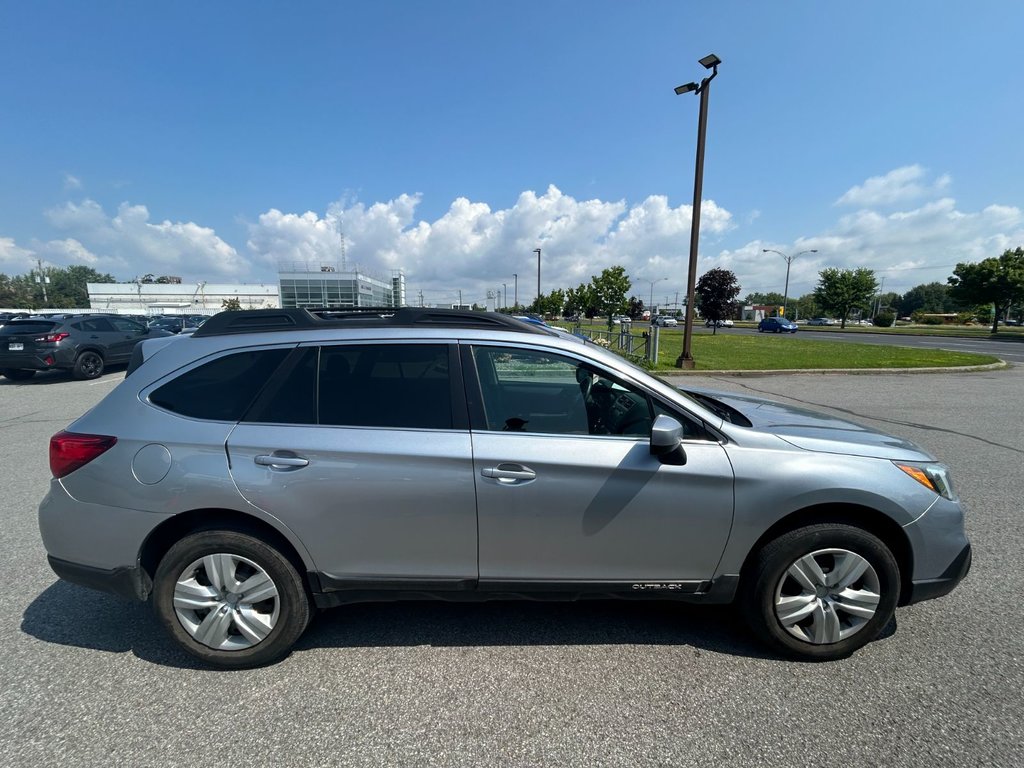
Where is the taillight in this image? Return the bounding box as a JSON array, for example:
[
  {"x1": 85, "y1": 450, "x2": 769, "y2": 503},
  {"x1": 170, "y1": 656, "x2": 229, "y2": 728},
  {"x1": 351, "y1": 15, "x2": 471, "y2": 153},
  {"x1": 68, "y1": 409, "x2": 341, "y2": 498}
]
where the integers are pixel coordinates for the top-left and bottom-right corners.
[
  {"x1": 49, "y1": 431, "x2": 117, "y2": 479},
  {"x1": 36, "y1": 332, "x2": 70, "y2": 343}
]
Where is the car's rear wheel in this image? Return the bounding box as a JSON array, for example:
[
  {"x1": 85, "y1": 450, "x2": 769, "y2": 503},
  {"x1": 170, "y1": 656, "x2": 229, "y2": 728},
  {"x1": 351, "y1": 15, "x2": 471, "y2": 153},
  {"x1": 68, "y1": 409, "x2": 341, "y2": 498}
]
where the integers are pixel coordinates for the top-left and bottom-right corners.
[
  {"x1": 741, "y1": 524, "x2": 899, "y2": 661},
  {"x1": 72, "y1": 351, "x2": 104, "y2": 380},
  {"x1": 1, "y1": 368, "x2": 36, "y2": 381},
  {"x1": 153, "y1": 530, "x2": 311, "y2": 668}
]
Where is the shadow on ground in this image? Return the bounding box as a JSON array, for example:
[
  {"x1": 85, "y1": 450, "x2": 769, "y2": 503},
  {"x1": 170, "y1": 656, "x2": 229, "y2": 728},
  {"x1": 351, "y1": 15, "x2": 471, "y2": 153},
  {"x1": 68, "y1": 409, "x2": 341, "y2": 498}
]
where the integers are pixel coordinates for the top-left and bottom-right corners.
[{"x1": 18, "y1": 579, "x2": 870, "y2": 669}]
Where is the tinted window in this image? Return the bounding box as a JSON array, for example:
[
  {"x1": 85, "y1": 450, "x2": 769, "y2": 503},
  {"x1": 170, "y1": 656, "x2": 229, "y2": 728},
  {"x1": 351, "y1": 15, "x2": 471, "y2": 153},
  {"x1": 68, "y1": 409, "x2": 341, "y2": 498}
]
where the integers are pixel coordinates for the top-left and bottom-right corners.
[
  {"x1": 472, "y1": 346, "x2": 666, "y2": 438},
  {"x1": 243, "y1": 347, "x2": 318, "y2": 425},
  {"x1": 318, "y1": 344, "x2": 452, "y2": 430},
  {"x1": 75, "y1": 317, "x2": 115, "y2": 333},
  {"x1": 150, "y1": 349, "x2": 290, "y2": 421},
  {"x1": 1, "y1": 321, "x2": 57, "y2": 336},
  {"x1": 110, "y1": 317, "x2": 145, "y2": 333}
]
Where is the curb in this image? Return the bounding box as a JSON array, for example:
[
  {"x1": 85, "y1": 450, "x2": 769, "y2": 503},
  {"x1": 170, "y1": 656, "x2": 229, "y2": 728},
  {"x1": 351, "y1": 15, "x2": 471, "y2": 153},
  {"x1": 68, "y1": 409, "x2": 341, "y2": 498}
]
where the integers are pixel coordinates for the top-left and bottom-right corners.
[{"x1": 655, "y1": 360, "x2": 1008, "y2": 377}]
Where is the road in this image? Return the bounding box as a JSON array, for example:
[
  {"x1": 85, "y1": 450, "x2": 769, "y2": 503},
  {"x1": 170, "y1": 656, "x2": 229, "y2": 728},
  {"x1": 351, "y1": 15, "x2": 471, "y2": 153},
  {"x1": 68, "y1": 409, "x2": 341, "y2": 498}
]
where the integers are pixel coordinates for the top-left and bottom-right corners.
[{"x1": 1, "y1": 366, "x2": 1021, "y2": 767}]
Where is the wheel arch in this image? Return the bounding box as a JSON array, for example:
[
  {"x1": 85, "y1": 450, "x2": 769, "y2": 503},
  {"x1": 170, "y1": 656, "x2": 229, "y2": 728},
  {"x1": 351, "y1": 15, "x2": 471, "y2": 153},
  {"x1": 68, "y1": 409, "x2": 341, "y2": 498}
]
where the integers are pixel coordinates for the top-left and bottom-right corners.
[
  {"x1": 138, "y1": 508, "x2": 316, "y2": 600},
  {"x1": 737, "y1": 503, "x2": 914, "y2": 605}
]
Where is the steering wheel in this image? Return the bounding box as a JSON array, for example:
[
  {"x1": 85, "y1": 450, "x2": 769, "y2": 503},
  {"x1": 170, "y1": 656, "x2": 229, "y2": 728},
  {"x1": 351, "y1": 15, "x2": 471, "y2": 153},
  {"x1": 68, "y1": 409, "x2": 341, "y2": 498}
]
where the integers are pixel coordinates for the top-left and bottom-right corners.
[{"x1": 576, "y1": 366, "x2": 593, "y2": 402}]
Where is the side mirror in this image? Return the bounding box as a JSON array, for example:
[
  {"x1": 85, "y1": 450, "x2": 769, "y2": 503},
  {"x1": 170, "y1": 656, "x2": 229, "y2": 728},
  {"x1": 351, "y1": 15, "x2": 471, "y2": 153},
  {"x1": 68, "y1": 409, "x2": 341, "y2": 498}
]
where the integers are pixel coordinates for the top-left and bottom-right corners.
[{"x1": 650, "y1": 414, "x2": 687, "y2": 465}]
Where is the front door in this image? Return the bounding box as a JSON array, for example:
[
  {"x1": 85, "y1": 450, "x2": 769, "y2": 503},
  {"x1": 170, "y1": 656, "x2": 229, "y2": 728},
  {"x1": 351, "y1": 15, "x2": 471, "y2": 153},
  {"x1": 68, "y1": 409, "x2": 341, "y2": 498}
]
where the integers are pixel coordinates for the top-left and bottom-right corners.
[{"x1": 467, "y1": 344, "x2": 734, "y2": 589}]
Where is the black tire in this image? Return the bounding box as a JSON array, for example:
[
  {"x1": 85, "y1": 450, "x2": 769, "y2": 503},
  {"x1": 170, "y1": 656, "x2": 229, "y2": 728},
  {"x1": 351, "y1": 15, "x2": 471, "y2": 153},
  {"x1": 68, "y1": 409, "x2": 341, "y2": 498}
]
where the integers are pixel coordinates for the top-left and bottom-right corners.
[
  {"x1": 72, "y1": 350, "x2": 105, "y2": 380},
  {"x1": 153, "y1": 530, "x2": 311, "y2": 669},
  {"x1": 1, "y1": 368, "x2": 36, "y2": 381},
  {"x1": 740, "y1": 524, "x2": 900, "y2": 661}
]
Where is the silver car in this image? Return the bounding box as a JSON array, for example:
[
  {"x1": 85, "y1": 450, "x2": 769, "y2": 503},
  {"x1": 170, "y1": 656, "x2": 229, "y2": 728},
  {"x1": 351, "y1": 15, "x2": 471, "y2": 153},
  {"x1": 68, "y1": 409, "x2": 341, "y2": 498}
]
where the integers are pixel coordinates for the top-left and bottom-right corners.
[{"x1": 38, "y1": 308, "x2": 970, "y2": 668}]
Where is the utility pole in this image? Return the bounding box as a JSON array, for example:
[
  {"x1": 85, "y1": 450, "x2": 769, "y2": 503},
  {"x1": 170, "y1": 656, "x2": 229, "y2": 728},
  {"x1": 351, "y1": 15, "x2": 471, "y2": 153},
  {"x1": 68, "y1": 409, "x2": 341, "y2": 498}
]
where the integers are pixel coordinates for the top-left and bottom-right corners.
[
  {"x1": 503, "y1": 283, "x2": 508, "y2": 310},
  {"x1": 35, "y1": 259, "x2": 49, "y2": 305},
  {"x1": 513, "y1": 273, "x2": 518, "y2": 309},
  {"x1": 534, "y1": 248, "x2": 541, "y2": 305}
]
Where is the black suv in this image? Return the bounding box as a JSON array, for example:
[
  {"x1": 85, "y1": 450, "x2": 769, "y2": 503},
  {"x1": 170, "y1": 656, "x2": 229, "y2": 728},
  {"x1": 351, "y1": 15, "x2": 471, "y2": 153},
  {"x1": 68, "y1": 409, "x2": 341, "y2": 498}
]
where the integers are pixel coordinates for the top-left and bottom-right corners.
[{"x1": 0, "y1": 314, "x2": 171, "y2": 381}]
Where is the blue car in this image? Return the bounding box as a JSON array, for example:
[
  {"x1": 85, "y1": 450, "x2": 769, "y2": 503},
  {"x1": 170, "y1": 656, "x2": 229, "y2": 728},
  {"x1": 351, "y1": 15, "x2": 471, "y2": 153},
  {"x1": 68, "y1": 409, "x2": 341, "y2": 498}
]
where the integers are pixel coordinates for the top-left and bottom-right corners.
[{"x1": 758, "y1": 317, "x2": 798, "y2": 333}]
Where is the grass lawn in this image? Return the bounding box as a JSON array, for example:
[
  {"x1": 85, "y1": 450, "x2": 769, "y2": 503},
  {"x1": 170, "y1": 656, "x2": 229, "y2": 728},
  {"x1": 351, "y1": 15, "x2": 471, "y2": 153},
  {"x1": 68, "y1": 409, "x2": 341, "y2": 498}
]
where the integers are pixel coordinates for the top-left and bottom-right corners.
[{"x1": 648, "y1": 332, "x2": 1000, "y2": 370}]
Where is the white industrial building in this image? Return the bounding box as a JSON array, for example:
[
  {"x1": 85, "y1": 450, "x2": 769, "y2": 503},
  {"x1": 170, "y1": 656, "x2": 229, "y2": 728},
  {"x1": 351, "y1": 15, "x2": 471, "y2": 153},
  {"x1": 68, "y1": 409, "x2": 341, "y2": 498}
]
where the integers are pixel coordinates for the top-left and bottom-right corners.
[
  {"x1": 277, "y1": 261, "x2": 406, "y2": 309},
  {"x1": 87, "y1": 282, "x2": 279, "y2": 316},
  {"x1": 85, "y1": 262, "x2": 407, "y2": 316}
]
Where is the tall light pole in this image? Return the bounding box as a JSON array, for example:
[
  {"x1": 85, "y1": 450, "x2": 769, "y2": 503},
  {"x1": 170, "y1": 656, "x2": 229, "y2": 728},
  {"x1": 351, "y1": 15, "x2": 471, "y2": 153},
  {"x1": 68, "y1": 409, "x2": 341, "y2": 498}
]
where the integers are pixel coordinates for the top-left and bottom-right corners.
[
  {"x1": 534, "y1": 248, "x2": 542, "y2": 305},
  {"x1": 762, "y1": 248, "x2": 817, "y2": 318},
  {"x1": 648, "y1": 277, "x2": 667, "y2": 316},
  {"x1": 502, "y1": 282, "x2": 508, "y2": 310},
  {"x1": 674, "y1": 53, "x2": 721, "y2": 368},
  {"x1": 513, "y1": 273, "x2": 518, "y2": 309}
]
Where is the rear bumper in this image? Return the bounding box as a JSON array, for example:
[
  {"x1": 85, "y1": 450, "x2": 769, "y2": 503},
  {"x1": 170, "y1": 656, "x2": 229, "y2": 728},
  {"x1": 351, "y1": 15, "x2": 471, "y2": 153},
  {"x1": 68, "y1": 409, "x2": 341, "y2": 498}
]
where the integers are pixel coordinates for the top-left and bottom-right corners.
[
  {"x1": 906, "y1": 543, "x2": 971, "y2": 605},
  {"x1": 0, "y1": 349, "x2": 73, "y2": 370},
  {"x1": 47, "y1": 556, "x2": 151, "y2": 601}
]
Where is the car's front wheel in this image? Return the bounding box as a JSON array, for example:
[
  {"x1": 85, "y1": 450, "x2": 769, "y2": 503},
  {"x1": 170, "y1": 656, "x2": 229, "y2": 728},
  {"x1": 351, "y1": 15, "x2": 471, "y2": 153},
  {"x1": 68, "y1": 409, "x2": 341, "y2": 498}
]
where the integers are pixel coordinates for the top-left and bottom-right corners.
[
  {"x1": 1, "y1": 368, "x2": 36, "y2": 381},
  {"x1": 153, "y1": 530, "x2": 311, "y2": 668},
  {"x1": 741, "y1": 524, "x2": 900, "y2": 661}
]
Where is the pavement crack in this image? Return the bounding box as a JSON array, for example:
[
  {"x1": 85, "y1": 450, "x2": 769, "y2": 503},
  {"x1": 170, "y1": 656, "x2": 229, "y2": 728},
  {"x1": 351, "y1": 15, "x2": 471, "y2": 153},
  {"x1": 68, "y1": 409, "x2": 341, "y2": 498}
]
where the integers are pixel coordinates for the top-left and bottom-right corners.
[{"x1": 710, "y1": 376, "x2": 1024, "y2": 456}]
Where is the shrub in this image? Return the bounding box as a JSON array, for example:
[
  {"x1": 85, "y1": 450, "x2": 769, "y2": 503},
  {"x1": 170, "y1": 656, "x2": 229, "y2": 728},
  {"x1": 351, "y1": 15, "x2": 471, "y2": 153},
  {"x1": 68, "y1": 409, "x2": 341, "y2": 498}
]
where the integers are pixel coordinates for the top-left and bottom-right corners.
[
  {"x1": 873, "y1": 312, "x2": 895, "y2": 327},
  {"x1": 956, "y1": 312, "x2": 975, "y2": 325},
  {"x1": 921, "y1": 316, "x2": 944, "y2": 325}
]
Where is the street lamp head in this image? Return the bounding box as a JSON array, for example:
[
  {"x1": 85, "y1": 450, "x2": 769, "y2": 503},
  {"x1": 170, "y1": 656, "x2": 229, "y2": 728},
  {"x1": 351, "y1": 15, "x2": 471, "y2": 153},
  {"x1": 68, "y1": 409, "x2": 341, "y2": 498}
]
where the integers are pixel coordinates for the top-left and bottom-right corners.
[
  {"x1": 674, "y1": 82, "x2": 698, "y2": 95},
  {"x1": 698, "y1": 53, "x2": 721, "y2": 69},
  {"x1": 533, "y1": 248, "x2": 541, "y2": 255}
]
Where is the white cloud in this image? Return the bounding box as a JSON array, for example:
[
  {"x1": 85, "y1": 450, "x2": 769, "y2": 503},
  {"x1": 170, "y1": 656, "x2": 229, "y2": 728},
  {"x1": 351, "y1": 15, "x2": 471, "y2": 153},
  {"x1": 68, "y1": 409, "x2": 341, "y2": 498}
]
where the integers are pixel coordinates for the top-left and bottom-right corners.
[
  {"x1": 0, "y1": 237, "x2": 37, "y2": 272},
  {"x1": 835, "y1": 165, "x2": 951, "y2": 208},
  {"x1": 63, "y1": 173, "x2": 83, "y2": 191},
  {"x1": 46, "y1": 198, "x2": 249, "y2": 279},
  {"x1": 245, "y1": 185, "x2": 732, "y2": 305},
  {"x1": 2, "y1": 169, "x2": 1021, "y2": 310}
]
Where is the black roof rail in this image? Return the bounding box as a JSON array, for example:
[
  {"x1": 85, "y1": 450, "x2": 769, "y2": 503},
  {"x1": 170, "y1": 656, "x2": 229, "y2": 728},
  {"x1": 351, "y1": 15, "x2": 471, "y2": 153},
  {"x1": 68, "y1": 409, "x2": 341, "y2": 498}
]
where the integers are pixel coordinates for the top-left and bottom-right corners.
[{"x1": 191, "y1": 307, "x2": 554, "y2": 338}]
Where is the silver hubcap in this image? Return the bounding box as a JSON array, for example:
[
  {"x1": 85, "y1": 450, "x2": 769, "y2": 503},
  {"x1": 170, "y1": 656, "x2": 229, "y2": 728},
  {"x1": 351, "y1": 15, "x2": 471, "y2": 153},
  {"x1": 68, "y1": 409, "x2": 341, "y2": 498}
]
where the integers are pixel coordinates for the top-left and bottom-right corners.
[
  {"x1": 773, "y1": 548, "x2": 881, "y2": 645},
  {"x1": 173, "y1": 553, "x2": 280, "y2": 651}
]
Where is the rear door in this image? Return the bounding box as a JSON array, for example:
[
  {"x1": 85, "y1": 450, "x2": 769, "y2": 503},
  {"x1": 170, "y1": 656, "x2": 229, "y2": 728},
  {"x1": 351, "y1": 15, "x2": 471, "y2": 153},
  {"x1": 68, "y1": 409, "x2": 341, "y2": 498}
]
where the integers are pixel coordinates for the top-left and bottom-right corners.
[
  {"x1": 107, "y1": 316, "x2": 151, "y2": 362},
  {"x1": 226, "y1": 342, "x2": 479, "y2": 590}
]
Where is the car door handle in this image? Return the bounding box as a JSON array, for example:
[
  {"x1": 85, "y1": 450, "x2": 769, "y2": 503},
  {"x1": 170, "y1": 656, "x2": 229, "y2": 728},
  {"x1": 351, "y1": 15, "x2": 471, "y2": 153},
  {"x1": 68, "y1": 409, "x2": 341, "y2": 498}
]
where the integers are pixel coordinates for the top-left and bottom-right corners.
[
  {"x1": 481, "y1": 464, "x2": 536, "y2": 484},
  {"x1": 255, "y1": 453, "x2": 309, "y2": 469}
]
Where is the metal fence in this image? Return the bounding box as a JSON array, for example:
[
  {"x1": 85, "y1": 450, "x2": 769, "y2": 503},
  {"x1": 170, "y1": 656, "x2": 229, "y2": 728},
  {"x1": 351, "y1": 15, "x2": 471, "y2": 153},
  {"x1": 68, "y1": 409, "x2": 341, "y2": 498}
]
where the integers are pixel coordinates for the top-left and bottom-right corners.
[{"x1": 574, "y1": 323, "x2": 659, "y2": 364}]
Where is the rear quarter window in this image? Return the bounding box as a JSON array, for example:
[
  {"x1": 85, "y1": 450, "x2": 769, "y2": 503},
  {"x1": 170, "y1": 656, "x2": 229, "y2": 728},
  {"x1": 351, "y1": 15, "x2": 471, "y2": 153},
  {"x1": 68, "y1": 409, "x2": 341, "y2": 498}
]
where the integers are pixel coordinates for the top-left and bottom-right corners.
[{"x1": 149, "y1": 349, "x2": 291, "y2": 421}]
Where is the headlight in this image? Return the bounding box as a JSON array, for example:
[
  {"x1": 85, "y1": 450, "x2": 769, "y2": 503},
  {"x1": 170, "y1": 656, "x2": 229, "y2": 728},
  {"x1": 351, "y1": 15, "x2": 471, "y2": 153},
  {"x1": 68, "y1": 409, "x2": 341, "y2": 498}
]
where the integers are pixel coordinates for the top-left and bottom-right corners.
[{"x1": 893, "y1": 462, "x2": 958, "y2": 501}]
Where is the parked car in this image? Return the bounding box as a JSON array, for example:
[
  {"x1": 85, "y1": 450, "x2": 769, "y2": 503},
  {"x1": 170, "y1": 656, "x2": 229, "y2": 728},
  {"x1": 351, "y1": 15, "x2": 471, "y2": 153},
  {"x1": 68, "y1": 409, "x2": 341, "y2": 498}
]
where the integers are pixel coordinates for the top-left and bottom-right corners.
[
  {"x1": 758, "y1": 317, "x2": 799, "y2": 333},
  {"x1": 651, "y1": 315, "x2": 677, "y2": 327},
  {"x1": 705, "y1": 319, "x2": 734, "y2": 328},
  {"x1": 0, "y1": 314, "x2": 172, "y2": 381},
  {"x1": 39, "y1": 308, "x2": 970, "y2": 667},
  {"x1": 148, "y1": 316, "x2": 200, "y2": 334}
]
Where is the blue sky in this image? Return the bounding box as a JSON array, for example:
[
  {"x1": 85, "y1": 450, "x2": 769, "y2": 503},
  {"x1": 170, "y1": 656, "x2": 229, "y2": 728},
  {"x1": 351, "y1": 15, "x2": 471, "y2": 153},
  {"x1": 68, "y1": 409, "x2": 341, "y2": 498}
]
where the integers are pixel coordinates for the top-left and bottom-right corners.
[{"x1": 2, "y1": 1, "x2": 1022, "y2": 307}]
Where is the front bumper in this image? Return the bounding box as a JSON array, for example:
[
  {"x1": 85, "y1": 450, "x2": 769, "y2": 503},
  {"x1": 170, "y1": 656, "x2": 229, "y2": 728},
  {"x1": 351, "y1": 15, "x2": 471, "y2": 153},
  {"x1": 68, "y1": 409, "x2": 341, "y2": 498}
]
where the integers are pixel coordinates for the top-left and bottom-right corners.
[{"x1": 906, "y1": 543, "x2": 972, "y2": 605}]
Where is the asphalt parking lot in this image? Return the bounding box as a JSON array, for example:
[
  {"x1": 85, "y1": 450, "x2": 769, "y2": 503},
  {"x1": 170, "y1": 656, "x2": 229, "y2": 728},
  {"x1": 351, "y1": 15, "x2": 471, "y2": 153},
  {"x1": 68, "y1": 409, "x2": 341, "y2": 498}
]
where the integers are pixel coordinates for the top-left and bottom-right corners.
[{"x1": 1, "y1": 365, "x2": 1021, "y2": 767}]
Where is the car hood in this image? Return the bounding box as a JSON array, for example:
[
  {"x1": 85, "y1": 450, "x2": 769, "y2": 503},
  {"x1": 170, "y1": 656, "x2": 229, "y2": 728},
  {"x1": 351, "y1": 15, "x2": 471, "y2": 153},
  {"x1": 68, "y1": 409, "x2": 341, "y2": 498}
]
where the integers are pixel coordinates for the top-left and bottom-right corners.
[{"x1": 681, "y1": 387, "x2": 934, "y2": 461}]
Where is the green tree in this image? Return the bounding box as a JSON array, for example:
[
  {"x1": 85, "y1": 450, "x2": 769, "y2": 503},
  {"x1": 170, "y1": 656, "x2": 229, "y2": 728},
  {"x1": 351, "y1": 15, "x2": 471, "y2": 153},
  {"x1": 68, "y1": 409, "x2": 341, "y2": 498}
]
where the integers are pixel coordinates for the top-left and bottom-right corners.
[
  {"x1": 743, "y1": 291, "x2": 785, "y2": 307},
  {"x1": 47, "y1": 265, "x2": 116, "y2": 307},
  {"x1": 627, "y1": 296, "x2": 645, "y2": 320},
  {"x1": 790, "y1": 293, "x2": 820, "y2": 321},
  {"x1": 589, "y1": 265, "x2": 631, "y2": 327},
  {"x1": 221, "y1": 297, "x2": 242, "y2": 311},
  {"x1": 898, "y1": 282, "x2": 954, "y2": 316},
  {"x1": 813, "y1": 268, "x2": 878, "y2": 329},
  {"x1": 696, "y1": 268, "x2": 741, "y2": 334},
  {"x1": 948, "y1": 247, "x2": 1024, "y2": 333}
]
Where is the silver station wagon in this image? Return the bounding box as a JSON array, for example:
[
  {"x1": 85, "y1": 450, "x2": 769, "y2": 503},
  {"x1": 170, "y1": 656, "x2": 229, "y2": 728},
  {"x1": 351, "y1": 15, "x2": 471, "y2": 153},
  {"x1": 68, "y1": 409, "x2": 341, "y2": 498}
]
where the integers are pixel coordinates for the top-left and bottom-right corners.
[{"x1": 39, "y1": 308, "x2": 971, "y2": 668}]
